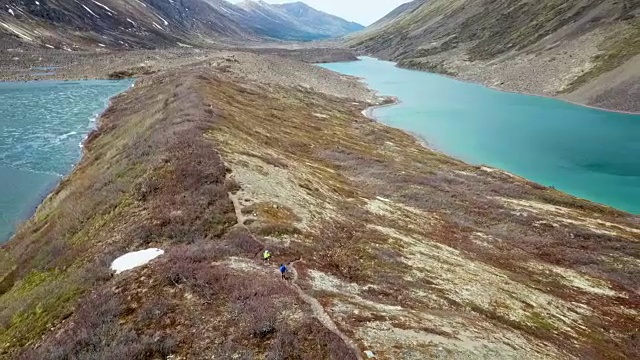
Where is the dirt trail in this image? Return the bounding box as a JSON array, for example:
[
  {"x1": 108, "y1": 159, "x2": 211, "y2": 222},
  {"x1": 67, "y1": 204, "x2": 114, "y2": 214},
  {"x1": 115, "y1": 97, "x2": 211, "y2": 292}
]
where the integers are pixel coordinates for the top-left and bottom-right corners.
[
  {"x1": 227, "y1": 185, "x2": 363, "y2": 360},
  {"x1": 287, "y1": 260, "x2": 364, "y2": 360},
  {"x1": 229, "y1": 191, "x2": 250, "y2": 226},
  {"x1": 228, "y1": 188, "x2": 258, "y2": 227}
]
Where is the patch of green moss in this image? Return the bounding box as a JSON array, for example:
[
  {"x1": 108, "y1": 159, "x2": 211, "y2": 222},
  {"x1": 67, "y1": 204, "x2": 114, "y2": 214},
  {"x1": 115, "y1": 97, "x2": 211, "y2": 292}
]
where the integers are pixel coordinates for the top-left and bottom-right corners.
[
  {"x1": 11, "y1": 270, "x2": 61, "y2": 295},
  {"x1": 0, "y1": 270, "x2": 82, "y2": 350},
  {"x1": 525, "y1": 311, "x2": 558, "y2": 331},
  {"x1": 68, "y1": 194, "x2": 134, "y2": 246}
]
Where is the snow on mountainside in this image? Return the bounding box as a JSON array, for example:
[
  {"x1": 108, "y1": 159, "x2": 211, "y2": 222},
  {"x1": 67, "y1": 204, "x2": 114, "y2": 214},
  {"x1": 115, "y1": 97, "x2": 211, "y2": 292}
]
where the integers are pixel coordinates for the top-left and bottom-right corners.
[
  {"x1": 0, "y1": 0, "x2": 363, "y2": 49},
  {"x1": 0, "y1": 0, "x2": 260, "y2": 50},
  {"x1": 238, "y1": 0, "x2": 364, "y2": 41}
]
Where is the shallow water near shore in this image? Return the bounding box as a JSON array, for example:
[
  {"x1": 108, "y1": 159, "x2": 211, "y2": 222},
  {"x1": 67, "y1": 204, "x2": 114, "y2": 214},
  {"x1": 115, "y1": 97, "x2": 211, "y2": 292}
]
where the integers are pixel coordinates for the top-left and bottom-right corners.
[
  {"x1": 0, "y1": 79, "x2": 133, "y2": 242},
  {"x1": 321, "y1": 57, "x2": 640, "y2": 214}
]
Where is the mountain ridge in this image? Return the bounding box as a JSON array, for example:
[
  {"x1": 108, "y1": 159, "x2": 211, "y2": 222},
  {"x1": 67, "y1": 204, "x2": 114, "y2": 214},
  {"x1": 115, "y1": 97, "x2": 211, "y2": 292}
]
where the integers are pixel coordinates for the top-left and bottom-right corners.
[
  {"x1": 274, "y1": 2, "x2": 364, "y2": 37},
  {"x1": 0, "y1": 0, "x2": 364, "y2": 50},
  {"x1": 238, "y1": 0, "x2": 364, "y2": 41}
]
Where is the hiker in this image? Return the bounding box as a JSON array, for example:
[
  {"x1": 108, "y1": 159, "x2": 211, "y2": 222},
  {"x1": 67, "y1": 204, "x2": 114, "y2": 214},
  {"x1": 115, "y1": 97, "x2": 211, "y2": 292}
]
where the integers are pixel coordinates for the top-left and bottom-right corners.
[
  {"x1": 279, "y1": 264, "x2": 288, "y2": 280},
  {"x1": 262, "y1": 249, "x2": 272, "y2": 263}
]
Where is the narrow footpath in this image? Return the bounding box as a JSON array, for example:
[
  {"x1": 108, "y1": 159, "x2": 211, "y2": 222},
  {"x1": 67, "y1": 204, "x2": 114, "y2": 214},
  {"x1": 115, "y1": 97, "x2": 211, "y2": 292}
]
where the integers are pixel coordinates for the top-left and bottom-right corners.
[
  {"x1": 287, "y1": 259, "x2": 364, "y2": 360},
  {"x1": 227, "y1": 183, "x2": 363, "y2": 360}
]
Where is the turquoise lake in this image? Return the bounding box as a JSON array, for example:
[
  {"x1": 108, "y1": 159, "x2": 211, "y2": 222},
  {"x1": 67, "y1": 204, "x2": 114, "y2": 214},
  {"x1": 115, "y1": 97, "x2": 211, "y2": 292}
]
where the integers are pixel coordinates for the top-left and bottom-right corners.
[
  {"x1": 321, "y1": 57, "x2": 640, "y2": 214},
  {"x1": 0, "y1": 79, "x2": 133, "y2": 242}
]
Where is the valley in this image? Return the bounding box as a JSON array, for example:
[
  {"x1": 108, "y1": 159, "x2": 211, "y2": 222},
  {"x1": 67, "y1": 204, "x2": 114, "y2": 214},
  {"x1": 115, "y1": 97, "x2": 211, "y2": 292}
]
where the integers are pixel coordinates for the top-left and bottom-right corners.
[
  {"x1": 0, "y1": 1, "x2": 639, "y2": 359},
  {"x1": 1, "y1": 51, "x2": 638, "y2": 359}
]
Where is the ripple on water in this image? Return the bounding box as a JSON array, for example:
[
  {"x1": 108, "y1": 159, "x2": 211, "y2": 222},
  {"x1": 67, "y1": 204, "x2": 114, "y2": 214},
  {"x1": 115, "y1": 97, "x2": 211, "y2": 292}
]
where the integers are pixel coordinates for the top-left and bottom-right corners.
[{"x1": 0, "y1": 79, "x2": 133, "y2": 242}]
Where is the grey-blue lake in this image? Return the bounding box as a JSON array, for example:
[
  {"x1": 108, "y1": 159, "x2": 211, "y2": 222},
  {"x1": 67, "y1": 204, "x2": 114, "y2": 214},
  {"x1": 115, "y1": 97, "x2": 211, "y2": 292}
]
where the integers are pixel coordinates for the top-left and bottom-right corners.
[
  {"x1": 0, "y1": 79, "x2": 133, "y2": 242},
  {"x1": 321, "y1": 57, "x2": 640, "y2": 214}
]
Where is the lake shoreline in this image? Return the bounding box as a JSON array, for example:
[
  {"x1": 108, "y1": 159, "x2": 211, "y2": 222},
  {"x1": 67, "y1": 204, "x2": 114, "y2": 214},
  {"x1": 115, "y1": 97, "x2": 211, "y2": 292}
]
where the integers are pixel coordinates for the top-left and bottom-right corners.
[
  {"x1": 0, "y1": 80, "x2": 134, "y2": 243},
  {"x1": 391, "y1": 59, "x2": 640, "y2": 116},
  {"x1": 361, "y1": 96, "x2": 439, "y2": 153},
  {"x1": 324, "y1": 57, "x2": 640, "y2": 214},
  {"x1": 3, "y1": 52, "x2": 639, "y2": 359}
]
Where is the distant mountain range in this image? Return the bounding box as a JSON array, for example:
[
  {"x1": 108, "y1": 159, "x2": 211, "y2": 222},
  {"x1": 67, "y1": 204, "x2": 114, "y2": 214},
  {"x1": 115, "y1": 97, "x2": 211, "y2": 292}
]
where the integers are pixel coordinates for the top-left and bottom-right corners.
[
  {"x1": 0, "y1": 0, "x2": 364, "y2": 50},
  {"x1": 238, "y1": 1, "x2": 363, "y2": 41},
  {"x1": 348, "y1": 0, "x2": 640, "y2": 112}
]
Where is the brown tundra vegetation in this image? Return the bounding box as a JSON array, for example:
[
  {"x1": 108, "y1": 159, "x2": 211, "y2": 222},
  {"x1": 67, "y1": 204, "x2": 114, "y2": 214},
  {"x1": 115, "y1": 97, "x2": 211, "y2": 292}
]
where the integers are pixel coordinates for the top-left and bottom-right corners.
[{"x1": 0, "y1": 52, "x2": 638, "y2": 359}]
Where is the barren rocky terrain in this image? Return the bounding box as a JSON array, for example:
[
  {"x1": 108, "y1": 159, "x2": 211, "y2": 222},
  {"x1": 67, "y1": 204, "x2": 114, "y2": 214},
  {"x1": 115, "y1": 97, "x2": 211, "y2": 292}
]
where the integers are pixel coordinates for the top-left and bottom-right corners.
[
  {"x1": 0, "y1": 45, "x2": 358, "y2": 82},
  {"x1": 0, "y1": 51, "x2": 638, "y2": 359}
]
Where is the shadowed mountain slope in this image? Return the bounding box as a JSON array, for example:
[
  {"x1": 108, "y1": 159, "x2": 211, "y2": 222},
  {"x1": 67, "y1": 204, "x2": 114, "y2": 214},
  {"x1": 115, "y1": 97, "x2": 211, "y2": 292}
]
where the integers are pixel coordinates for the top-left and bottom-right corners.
[
  {"x1": 274, "y1": 1, "x2": 364, "y2": 38},
  {"x1": 0, "y1": 0, "x2": 363, "y2": 49}
]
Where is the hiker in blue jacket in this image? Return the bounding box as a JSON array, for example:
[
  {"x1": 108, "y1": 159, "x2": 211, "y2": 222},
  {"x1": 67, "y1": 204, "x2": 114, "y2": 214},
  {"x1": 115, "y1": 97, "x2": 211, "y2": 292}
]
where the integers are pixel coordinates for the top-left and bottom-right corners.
[{"x1": 279, "y1": 264, "x2": 288, "y2": 280}]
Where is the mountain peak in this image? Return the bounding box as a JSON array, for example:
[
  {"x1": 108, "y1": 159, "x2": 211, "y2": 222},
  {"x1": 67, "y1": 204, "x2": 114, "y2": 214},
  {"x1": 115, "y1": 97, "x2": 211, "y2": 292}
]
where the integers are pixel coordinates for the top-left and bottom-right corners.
[
  {"x1": 239, "y1": 0, "x2": 364, "y2": 40},
  {"x1": 0, "y1": 0, "x2": 362, "y2": 49}
]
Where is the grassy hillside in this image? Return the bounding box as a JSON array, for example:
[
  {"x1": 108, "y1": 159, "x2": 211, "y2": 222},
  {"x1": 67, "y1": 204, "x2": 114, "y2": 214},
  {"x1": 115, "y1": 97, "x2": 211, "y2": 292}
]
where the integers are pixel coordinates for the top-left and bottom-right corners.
[{"x1": 1, "y1": 53, "x2": 639, "y2": 358}]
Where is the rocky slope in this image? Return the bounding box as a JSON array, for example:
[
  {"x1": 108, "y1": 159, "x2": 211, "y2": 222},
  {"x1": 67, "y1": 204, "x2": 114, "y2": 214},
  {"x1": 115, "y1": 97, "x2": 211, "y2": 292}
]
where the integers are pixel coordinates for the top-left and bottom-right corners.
[
  {"x1": 348, "y1": 0, "x2": 640, "y2": 112},
  {"x1": 273, "y1": 2, "x2": 364, "y2": 39},
  {"x1": 236, "y1": 1, "x2": 363, "y2": 41},
  {"x1": 0, "y1": 51, "x2": 638, "y2": 359},
  {"x1": 0, "y1": 0, "x2": 363, "y2": 50},
  {"x1": 367, "y1": 0, "x2": 423, "y2": 29},
  {"x1": 0, "y1": 0, "x2": 259, "y2": 50}
]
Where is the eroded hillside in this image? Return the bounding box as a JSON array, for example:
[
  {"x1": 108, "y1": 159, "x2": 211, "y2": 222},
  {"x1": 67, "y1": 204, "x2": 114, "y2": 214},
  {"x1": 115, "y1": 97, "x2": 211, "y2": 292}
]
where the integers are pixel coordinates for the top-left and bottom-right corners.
[
  {"x1": 348, "y1": 0, "x2": 640, "y2": 112},
  {"x1": 0, "y1": 52, "x2": 639, "y2": 359}
]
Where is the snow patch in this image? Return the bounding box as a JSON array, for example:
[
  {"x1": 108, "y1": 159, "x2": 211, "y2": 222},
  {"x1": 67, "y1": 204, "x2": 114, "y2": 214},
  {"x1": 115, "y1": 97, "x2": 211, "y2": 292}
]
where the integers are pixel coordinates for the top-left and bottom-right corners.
[
  {"x1": 81, "y1": 4, "x2": 99, "y2": 17},
  {"x1": 157, "y1": 15, "x2": 168, "y2": 26},
  {"x1": 98, "y1": 43, "x2": 105, "y2": 47},
  {"x1": 152, "y1": 22, "x2": 163, "y2": 30},
  {"x1": 0, "y1": 22, "x2": 33, "y2": 41},
  {"x1": 111, "y1": 248, "x2": 164, "y2": 274},
  {"x1": 8, "y1": 9, "x2": 14, "y2": 16},
  {"x1": 134, "y1": 0, "x2": 147, "y2": 7},
  {"x1": 44, "y1": 44, "x2": 54, "y2": 48},
  {"x1": 92, "y1": 0, "x2": 116, "y2": 14},
  {"x1": 126, "y1": 18, "x2": 136, "y2": 26}
]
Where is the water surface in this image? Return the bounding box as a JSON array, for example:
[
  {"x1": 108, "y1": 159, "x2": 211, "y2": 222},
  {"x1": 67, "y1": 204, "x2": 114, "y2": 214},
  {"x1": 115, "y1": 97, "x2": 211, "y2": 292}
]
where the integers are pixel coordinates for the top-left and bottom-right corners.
[
  {"x1": 0, "y1": 79, "x2": 133, "y2": 242},
  {"x1": 321, "y1": 57, "x2": 640, "y2": 214}
]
